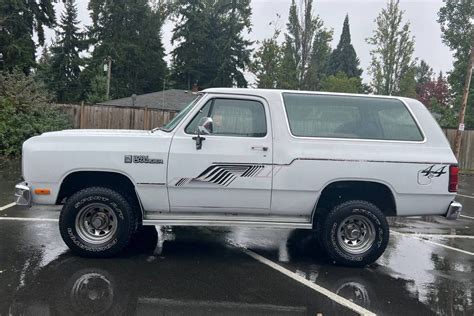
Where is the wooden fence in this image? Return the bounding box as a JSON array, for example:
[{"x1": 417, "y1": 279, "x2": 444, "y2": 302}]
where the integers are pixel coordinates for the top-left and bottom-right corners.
[
  {"x1": 54, "y1": 104, "x2": 474, "y2": 170},
  {"x1": 442, "y1": 129, "x2": 474, "y2": 170},
  {"x1": 55, "y1": 103, "x2": 178, "y2": 130}
]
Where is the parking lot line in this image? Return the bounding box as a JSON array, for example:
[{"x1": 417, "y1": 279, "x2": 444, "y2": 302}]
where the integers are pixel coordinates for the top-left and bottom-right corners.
[
  {"x1": 457, "y1": 193, "x2": 474, "y2": 199},
  {"x1": 460, "y1": 214, "x2": 474, "y2": 220},
  {"x1": 391, "y1": 230, "x2": 474, "y2": 256},
  {"x1": 0, "y1": 202, "x2": 16, "y2": 211},
  {"x1": 0, "y1": 217, "x2": 58, "y2": 222},
  {"x1": 240, "y1": 248, "x2": 377, "y2": 316},
  {"x1": 392, "y1": 232, "x2": 474, "y2": 239}
]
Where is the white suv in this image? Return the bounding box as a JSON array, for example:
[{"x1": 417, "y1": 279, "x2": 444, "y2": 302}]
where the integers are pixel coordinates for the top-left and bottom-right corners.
[{"x1": 15, "y1": 88, "x2": 462, "y2": 266}]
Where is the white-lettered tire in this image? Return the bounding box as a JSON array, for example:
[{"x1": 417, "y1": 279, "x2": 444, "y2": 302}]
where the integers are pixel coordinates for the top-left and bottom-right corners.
[
  {"x1": 319, "y1": 200, "x2": 389, "y2": 267},
  {"x1": 59, "y1": 187, "x2": 136, "y2": 257}
]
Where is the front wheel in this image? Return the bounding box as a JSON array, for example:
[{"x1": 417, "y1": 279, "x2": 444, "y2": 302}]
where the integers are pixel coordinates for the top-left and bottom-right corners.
[
  {"x1": 59, "y1": 187, "x2": 136, "y2": 257},
  {"x1": 319, "y1": 200, "x2": 389, "y2": 267}
]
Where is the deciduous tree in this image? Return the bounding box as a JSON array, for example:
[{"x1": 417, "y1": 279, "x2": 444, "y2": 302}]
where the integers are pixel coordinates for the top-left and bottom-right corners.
[
  {"x1": 366, "y1": 0, "x2": 415, "y2": 95},
  {"x1": 438, "y1": 0, "x2": 474, "y2": 127}
]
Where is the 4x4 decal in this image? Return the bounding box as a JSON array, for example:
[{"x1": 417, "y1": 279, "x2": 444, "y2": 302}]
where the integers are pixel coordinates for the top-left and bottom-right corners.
[{"x1": 420, "y1": 165, "x2": 447, "y2": 178}]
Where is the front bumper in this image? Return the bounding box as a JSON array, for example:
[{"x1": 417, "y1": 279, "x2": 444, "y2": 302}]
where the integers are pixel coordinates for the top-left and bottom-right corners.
[
  {"x1": 445, "y1": 201, "x2": 462, "y2": 220},
  {"x1": 14, "y1": 182, "x2": 31, "y2": 207}
]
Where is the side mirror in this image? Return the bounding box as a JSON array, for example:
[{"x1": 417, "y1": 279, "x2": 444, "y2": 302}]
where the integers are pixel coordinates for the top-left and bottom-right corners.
[
  {"x1": 197, "y1": 117, "x2": 213, "y2": 135},
  {"x1": 192, "y1": 117, "x2": 213, "y2": 150}
]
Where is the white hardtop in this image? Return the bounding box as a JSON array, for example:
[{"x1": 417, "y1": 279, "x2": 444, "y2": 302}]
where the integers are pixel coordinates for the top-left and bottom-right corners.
[{"x1": 202, "y1": 87, "x2": 412, "y2": 102}]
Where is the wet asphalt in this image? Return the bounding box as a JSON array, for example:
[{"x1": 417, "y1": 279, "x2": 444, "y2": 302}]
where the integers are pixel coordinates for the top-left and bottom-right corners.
[{"x1": 0, "y1": 159, "x2": 473, "y2": 316}]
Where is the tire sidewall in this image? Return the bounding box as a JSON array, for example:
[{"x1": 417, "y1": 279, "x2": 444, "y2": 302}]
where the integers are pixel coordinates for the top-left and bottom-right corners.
[
  {"x1": 323, "y1": 201, "x2": 389, "y2": 266},
  {"x1": 60, "y1": 188, "x2": 133, "y2": 257}
]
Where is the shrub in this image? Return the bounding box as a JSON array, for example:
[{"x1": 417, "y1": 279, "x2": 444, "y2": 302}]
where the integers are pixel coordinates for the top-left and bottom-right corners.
[{"x1": 0, "y1": 70, "x2": 71, "y2": 157}]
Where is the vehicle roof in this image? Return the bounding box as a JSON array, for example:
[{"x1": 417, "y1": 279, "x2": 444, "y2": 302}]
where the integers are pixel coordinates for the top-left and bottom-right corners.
[{"x1": 201, "y1": 87, "x2": 414, "y2": 103}]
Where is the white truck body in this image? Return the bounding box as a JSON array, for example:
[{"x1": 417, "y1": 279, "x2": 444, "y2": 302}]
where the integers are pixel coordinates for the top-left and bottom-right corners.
[
  {"x1": 15, "y1": 88, "x2": 463, "y2": 264},
  {"x1": 18, "y1": 88, "x2": 460, "y2": 222}
]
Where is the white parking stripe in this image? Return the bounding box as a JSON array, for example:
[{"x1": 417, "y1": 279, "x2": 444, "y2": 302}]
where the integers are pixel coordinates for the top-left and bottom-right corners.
[
  {"x1": 461, "y1": 214, "x2": 474, "y2": 220},
  {"x1": 457, "y1": 193, "x2": 474, "y2": 199},
  {"x1": 0, "y1": 217, "x2": 58, "y2": 222},
  {"x1": 391, "y1": 232, "x2": 474, "y2": 239},
  {"x1": 418, "y1": 239, "x2": 474, "y2": 256},
  {"x1": 391, "y1": 230, "x2": 474, "y2": 256},
  {"x1": 0, "y1": 202, "x2": 16, "y2": 211},
  {"x1": 241, "y1": 248, "x2": 376, "y2": 316}
]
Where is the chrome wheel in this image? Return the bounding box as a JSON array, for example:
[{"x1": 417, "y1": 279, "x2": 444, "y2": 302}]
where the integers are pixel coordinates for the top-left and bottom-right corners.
[
  {"x1": 76, "y1": 203, "x2": 118, "y2": 244},
  {"x1": 336, "y1": 213, "x2": 375, "y2": 255}
]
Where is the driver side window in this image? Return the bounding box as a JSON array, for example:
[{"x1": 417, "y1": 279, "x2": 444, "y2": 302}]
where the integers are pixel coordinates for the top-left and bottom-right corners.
[{"x1": 185, "y1": 98, "x2": 267, "y2": 137}]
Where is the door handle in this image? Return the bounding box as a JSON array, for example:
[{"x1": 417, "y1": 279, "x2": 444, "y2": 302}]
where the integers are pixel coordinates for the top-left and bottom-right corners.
[{"x1": 251, "y1": 146, "x2": 268, "y2": 151}]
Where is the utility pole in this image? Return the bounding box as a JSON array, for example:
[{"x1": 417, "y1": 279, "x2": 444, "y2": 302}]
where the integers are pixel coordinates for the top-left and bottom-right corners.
[
  {"x1": 104, "y1": 56, "x2": 112, "y2": 100},
  {"x1": 453, "y1": 46, "x2": 474, "y2": 159}
]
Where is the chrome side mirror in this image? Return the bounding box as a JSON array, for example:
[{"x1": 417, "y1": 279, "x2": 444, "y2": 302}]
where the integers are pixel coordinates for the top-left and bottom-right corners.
[
  {"x1": 192, "y1": 117, "x2": 213, "y2": 150},
  {"x1": 197, "y1": 117, "x2": 213, "y2": 135}
]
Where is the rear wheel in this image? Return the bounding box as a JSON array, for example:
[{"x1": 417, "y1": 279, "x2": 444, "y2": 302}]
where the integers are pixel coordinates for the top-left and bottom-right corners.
[
  {"x1": 319, "y1": 200, "x2": 389, "y2": 267},
  {"x1": 59, "y1": 187, "x2": 136, "y2": 257}
]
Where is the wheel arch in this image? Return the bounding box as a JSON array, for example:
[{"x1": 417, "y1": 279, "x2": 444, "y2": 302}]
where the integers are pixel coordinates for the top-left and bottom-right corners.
[
  {"x1": 312, "y1": 179, "x2": 397, "y2": 225},
  {"x1": 56, "y1": 170, "x2": 144, "y2": 222}
]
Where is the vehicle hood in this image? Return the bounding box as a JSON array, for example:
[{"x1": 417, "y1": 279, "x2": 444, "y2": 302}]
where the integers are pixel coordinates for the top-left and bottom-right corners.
[{"x1": 40, "y1": 129, "x2": 152, "y2": 137}]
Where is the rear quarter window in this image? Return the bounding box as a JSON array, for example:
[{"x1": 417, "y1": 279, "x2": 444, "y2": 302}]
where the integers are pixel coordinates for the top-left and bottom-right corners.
[{"x1": 282, "y1": 93, "x2": 424, "y2": 141}]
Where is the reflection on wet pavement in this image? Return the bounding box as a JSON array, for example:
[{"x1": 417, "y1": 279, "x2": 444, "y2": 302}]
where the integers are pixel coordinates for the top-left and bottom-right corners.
[{"x1": 1, "y1": 224, "x2": 355, "y2": 316}]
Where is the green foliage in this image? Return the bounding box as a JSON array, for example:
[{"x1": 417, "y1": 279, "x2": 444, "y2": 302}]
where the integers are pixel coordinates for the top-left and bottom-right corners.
[
  {"x1": 285, "y1": 0, "x2": 330, "y2": 88},
  {"x1": 366, "y1": 0, "x2": 416, "y2": 95},
  {"x1": 171, "y1": 0, "x2": 252, "y2": 89},
  {"x1": 415, "y1": 60, "x2": 434, "y2": 87},
  {"x1": 278, "y1": 41, "x2": 299, "y2": 89},
  {"x1": 396, "y1": 67, "x2": 417, "y2": 98},
  {"x1": 87, "y1": 0, "x2": 168, "y2": 99},
  {"x1": 0, "y1": 70, "x2": 71, "y2": 157},
  {"x1": 250, "y1": 28, "x2": 283, "y2": 88},
  {"x1": 46, "y1": 0, "x2": 87, "y2": 103},
  {"x1": 304, "y1": 26, "x2": 333, "y2": 90},
  {"x1": 0, "y1": 0, "x2": 56, "y2": 74},
  {"x1": 328, "y1": 15, "x2": 362, "y2": 79},
  {"x1": 321, "y1": 72, "x2": 361, "y2": 93},
  {"x1": 438, "y1": 0, "x2": 473, "y2": 127},
  {"x1": 86, "y1": 68, "x2": 108, "y2": 104},
  {"x1": 431, "y1": 100, "x2": 458, "y2": 128}
]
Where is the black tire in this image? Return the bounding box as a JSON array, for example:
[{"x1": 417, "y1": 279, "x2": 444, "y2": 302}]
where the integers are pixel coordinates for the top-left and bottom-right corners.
[
  {"x1": 59, "y1": 187, "x2": 136, "y2": 258},
  {"x1": 319, "y1": 200, "x2": 389, "y2": 267}
]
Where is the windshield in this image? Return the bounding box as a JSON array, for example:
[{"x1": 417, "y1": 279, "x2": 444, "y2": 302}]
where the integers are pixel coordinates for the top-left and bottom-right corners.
[{"x1": 158, "y1": 94, "x2": 204, "y2": 132}]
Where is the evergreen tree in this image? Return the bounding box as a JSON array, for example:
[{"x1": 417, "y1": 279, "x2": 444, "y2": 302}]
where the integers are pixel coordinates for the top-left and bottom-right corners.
[
  {"x1": 366, "y1": 0, "x2": 415, "y2": 95},
  {"x1": 48, "y1": 0, "x2": 86, "y2": 102},
  {"x1": 0, "y1": 0, "x2": 56, "y2": 73},
  {"x1": 87, "y1": 0, "x2": 168, "y2": 99},
  {"x1": 170, "y1": 0, "x2": 210, "y2": 89},
  {"x1": 415, "y1": 60, "x2": 434, "y2": 87},
  {"x1": 171, "y1": 0, "x2": 252, "y2": 89},
  {"x1": 328, "y1": 15, "x2": 362, "y2": 78}
]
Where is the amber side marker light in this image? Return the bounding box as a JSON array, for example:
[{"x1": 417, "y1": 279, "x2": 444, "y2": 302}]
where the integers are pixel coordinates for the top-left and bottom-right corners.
[{"x1": 34, "y1": 188, "x2": 51, "y2": 195}]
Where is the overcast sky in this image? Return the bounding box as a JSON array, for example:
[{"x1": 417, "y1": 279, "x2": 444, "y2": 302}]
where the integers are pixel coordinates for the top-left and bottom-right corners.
[{"x1": 44, "y1": 0, "x2": 454, "y2": 84}]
